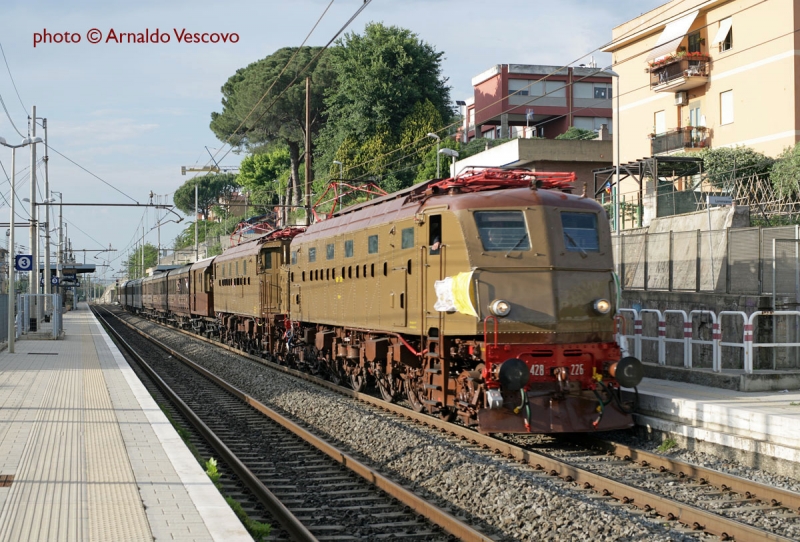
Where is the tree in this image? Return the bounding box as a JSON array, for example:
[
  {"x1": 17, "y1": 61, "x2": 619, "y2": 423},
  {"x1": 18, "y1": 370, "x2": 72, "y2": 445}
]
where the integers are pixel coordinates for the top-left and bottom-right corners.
[
  {"x1": 695, "y1": 146, "x2": 775, "y2": 188},
  {"x1": 771, "y1": 143, "x2": 800, "y2": 197},
  {"x1": 125, "y1": 243, "x2": 158, "y2": 278},
  {"x1": 555, "y1": 127, "x2": 598, "y2": 140},
  {"x1": 210, "y1": 47, "x2": 336, "y2": 215},
  {"x1": 237, "y1": 147, "x2": 291, "y2": 213},
  {"x1": 173, "y1": 173, "x2": 240, "y2": 219},
  {"x1": 315, "y1": 23, "x2": 452, "y2": 192}
]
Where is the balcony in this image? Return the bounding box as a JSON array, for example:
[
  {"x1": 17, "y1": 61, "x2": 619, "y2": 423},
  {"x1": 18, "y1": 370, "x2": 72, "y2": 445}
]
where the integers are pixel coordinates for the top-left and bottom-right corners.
[
  {"x1": 647, "y1": 54, "x2": 711, "y2": 92},
  {"x1": 650, "y1": 126, "x2": 710, "y2": 155}
]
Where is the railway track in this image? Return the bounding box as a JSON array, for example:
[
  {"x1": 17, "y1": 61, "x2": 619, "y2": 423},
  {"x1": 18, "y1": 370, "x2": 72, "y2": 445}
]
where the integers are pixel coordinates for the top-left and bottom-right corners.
[
  {"x1": 104, "y1": 305, "x2": 800, "y2": 542},
  {"x1": 94, "y1": 306, "x2": 491, "y2": 542}
]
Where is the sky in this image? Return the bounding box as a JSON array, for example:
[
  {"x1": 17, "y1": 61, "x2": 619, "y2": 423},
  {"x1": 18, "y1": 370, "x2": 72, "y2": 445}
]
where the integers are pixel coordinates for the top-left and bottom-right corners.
[{"x1": 0, "y1": 0, "x2": 667, "y2": 281}]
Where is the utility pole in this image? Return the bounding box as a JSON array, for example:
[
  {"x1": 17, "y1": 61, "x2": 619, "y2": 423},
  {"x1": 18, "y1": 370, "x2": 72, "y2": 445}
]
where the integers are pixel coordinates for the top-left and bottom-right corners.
[
  {"x1": 195, "y1": 182, "x2": 198, "y2": 262},
  {"x1": 141, "y1": 224, "x2": 145, "y2": 278},
  {"x1": 42, "y1": 118, "x2": 50, "y2": 294},
  {"x1": 304, "y1": 76, "x2": 312, "y2": 226},
  {"x1": 29, "y1": 106, "x2": 37, "y2": 297}
]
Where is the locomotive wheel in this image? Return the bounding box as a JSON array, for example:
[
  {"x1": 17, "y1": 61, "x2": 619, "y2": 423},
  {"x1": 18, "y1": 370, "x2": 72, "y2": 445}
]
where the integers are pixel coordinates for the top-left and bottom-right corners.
[
  {"x1": 375, "y1": 369, "x2": 398, "y2": 403},
  {"x1": 350, "y1": 374, "x2": 365, "y2": 392},
  {"x1": 404, "y1": 377, "x2": 425, "y2": 412}
]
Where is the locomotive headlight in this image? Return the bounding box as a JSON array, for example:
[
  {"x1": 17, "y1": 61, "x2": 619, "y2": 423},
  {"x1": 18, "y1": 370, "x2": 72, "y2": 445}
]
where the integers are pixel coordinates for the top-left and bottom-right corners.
[
  {"x1": 593, "y1": 298, "x2": 611, "y2": 314},
  {"x1": 489, "y1": 299, "x2": 511, "y2": 317}
]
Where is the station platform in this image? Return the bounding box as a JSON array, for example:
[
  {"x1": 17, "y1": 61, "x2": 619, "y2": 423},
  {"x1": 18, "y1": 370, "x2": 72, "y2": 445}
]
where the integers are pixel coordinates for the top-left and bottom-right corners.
[
  {"x1": 627, "y1": 377, "x2": 800, "y2": 478},
  {"x1": 0, "y1": 303, "x2": 252, "y2": 542}
]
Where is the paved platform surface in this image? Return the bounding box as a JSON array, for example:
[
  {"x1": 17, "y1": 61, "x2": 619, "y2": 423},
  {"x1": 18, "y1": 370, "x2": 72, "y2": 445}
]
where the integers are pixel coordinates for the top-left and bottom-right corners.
[
  {"x1": 0, "y1": 304, "x2": 252, "y2": 542},
  {"x1": 628, "y1": 377, "x2": 800, "y2": 472}
]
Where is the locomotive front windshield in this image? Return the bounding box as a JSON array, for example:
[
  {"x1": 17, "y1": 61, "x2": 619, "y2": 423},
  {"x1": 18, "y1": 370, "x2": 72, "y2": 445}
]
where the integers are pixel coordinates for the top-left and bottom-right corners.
[
  {"x1": 561, "y1": 212, "x2": 600, "y2": 252},
  {"x1": 474, "y1": 211, "x2": 530, "y2": 252}
]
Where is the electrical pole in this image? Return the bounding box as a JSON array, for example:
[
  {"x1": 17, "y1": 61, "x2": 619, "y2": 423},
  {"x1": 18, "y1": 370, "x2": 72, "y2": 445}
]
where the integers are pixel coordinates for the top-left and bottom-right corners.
[
  {"x1": 141, "y1": 224, "x2": 144, "y2": 277},
  {"x1": 304, "y1": 76, "x2": 311, "y2": 226},
  {"x1": 195, "y1": 182, "x2": 198, "y2": 262},
  {"x1": 29, "y1": 106, "x2": 37, "y2": 297},
  {"x1": 43, "y1": 118, "x2": 50, "y2": 294}
]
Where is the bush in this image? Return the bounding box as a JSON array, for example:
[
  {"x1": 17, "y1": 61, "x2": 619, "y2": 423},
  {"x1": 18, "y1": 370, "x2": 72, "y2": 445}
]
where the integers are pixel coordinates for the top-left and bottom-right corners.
[
  {"x1": 695, "y1": 146, "x2": 775, "y2": 187},
  {"x1": 555, "y1": 127, "x2": 597, "y2": 140},
  {"x1": 771, "y1": 142, "x2": 800, "y2": 197}
]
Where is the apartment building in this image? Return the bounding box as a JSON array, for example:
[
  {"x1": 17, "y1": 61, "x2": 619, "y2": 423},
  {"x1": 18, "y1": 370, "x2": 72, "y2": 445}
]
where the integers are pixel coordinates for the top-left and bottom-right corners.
[
  {"x1": 606, "y1": 0, "x2": 797, "y2": 164},
  {"x1": 462, "y1": 64, "x2": 615, "y2": 140}
]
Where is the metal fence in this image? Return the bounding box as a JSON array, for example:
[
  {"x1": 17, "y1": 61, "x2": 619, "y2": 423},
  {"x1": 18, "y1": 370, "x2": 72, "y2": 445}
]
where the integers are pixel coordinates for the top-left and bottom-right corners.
[{"x1": 614, "y1": 225, "x2": 800, "y2": 296}]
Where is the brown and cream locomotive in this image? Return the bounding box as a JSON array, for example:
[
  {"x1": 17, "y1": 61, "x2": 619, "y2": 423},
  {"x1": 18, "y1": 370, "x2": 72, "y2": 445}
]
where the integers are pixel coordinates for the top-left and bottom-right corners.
[{"x1": 120, "y1": 168, "x2": 642, "y2": 434}]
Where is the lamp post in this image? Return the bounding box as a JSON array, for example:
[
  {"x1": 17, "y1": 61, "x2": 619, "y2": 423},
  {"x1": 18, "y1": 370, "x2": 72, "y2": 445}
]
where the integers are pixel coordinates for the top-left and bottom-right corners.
[
  {"x1": 605, "y1": 68, "x2": 621, "y2": 276},
  {"x1": 426, "y1": 133, "x2": 441, "y2": 178},
  {"x1": 0, "y1": 135, "x2": 43, "y2": 353},
  {"x1": 438, "y1": 148, "x2": 459, "y2": 178}
]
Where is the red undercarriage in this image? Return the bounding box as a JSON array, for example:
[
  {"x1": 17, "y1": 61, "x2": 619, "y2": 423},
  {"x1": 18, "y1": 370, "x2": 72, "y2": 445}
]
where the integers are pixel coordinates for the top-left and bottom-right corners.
[{"x1": 477, "y1": 342, "x2": 634, "y2": 434}]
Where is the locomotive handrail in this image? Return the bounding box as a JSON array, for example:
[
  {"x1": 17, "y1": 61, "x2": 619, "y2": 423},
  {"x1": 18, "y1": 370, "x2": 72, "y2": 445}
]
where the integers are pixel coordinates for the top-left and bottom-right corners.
[
  {"x1": 483, "y1": 315, "x2": 498, "y2": 347},
  {"x1": 616, "y1": 309, "x2": 638, "y2": 359}
]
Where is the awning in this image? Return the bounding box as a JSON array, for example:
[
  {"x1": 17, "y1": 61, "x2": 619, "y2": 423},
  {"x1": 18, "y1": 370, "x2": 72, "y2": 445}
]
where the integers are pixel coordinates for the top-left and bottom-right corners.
[
  {"x1": 646, "y1": 10, "x2": 699, "y2": 61},
  {"x1": 711, "y1": 17, "x2": 733, "y2": 46}
]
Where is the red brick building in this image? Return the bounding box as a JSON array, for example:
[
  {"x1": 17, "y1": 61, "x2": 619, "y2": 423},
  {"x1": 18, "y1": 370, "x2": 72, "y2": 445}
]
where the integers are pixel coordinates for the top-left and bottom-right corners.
[{"x1": 462, "y1": 64, "x2": 615, "y2": 141}]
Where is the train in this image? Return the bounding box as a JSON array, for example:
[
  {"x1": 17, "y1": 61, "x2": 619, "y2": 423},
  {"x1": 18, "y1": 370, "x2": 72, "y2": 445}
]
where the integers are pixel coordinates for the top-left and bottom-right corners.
[{"x1": 119, "y1": 167, "x2": 643, "y2": 434}]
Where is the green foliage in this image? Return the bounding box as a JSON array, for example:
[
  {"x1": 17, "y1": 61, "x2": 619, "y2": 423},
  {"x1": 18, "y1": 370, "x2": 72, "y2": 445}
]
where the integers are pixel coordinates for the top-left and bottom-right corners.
[
  {"x1": 225, "y1": 496, "x2": 272, "y2": 541},
  {"x1": 173, "y1": 217, "x2": 241, "y2": 251},
  {"x1": 125, "y1": 243, "x2": 158, "y2": 278},
  {"x1": 205, "y1": 458, "x2": 221, "y2": 489},
  {"x1": 693, "y1": 146, "x2": 775, "y2": 188},
  {"x1": 173, "y1": 173, "x2": 240, "y2": 219},
  {"x1": 237, "y1": 147, "x2": 291, "y2": 212},
  {"x1": 315, "y1": 22, "x2": 452, "y2": 192},
  {"x1": 771, "y1": 142, "x2": 800, "y2": 197},
  {"x1": 555, "y1": 127, "x2": 598, "y2": 140},
  {"x1": 656, "y1": 437, "x2": 678, "y2": 453}
]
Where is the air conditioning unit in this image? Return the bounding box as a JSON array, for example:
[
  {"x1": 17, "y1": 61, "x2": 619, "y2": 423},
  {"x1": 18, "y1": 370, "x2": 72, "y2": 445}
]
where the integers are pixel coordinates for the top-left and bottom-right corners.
[{"x1": 674, "y1": 91, "x2": 688, "y2": 106}]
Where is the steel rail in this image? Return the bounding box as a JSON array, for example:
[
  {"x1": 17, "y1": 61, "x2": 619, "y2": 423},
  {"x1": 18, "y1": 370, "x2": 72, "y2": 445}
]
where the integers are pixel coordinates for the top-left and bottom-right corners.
[
  {"x1": 93, "y1": 307, "x2": 318, "y2": 542},
  {"x1": 101, "y1": 307, "x2": 493, "y2": 542},
  {"x1": 583, "y1": 437, "x2": 800, "y2": 512},
  {"x1": 114, "y1": 307, "x2": 799, "y2": 542}
]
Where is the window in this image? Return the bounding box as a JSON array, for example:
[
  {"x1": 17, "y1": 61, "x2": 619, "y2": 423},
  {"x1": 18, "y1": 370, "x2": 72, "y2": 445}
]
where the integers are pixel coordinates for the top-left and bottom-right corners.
[
  {"x1": 720, "y1": 90, "x2": 734, "y2": 125},
  {"x1": 345, "y1": 240, "x2": 354, "y2": 258},
  {"x1": 474, "y1": 211, "x2": 530, "y2": 252},
  {"x1": 509, "y1": 78, "x2": 543, "y2": 96},
  {"x1": 544, "y1": 81, "x2": 566, "y2": 98},
  {"x1": 561, "y1": 212, "x2": 600, "y2": 252},
  {"x1": 429, "y1": 215, "x2": 441, "y2": 255},
  {"x1": 688, "y1": 31, "x2": 702, "y2": 53},
  {"x1": 235, "y1": 261, "x2": 239, "y2": 276},
  {"x1": 309, "y1": 247, "x2": 317, "y2": 263},
  {"x1": 326, "y1": 243, "x2": 335, "y2": 260},
  {"x1": 263, "y1": 252, "x2": 272, "y2": 270},
  {"x1": 243, "y1": 259, "x2": 247, "y2": 275},
  {"x1": 593, "y1": 87, "x2": 607, "y2": 99},
  {"x1": 368, "y1": 234, "x2": 378, "y2": 254},
  {"x1": 401, "y1": 227, "x2": 415, "y2": 249},
  {"x1": 291, "y1": 251, "x2": 297, "y2": 265},
  {"x1": 654, "y1": 110, "x2": 666, "y2": 135},
  {"x1": 721, "y1": 26, "x2": 733, "y2": 51}
]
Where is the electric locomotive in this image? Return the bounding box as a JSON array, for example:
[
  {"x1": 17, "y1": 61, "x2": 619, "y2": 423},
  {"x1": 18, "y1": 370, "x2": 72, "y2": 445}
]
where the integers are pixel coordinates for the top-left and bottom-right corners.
[{"x1": 287, "y1": 168, "x2": 642, "y2": 433}]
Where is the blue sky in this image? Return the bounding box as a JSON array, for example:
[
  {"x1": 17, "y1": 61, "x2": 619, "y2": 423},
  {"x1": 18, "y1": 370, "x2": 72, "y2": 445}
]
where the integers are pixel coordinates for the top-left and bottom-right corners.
[{"x1": 0, "y1": 0, "x2": 666, "y2": 278}]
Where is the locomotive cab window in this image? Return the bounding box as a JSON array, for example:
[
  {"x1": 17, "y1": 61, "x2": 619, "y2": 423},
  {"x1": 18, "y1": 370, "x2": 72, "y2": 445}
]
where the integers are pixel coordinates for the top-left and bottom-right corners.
[
  {"x1": 309, "y1": 247, "x2": 316, "y2": 263},
  {"x1": 368, "y1": 234, "x2": 378, "y2": 254},
  {"x1": 429, "y1": 215, "x2": 441, "y2": 255},
  {"x1": 260, "y1": 250, "x2": 272, "y2": 270},
  {"x1": 474, "y1": 211, "x2": 530, "y2": 252},
  {"x1": 401, "y1": 227, "x2": 414, "y2": 249},
  {"x1": 561, "y1": 212, "x2": 600, "y2": 252},
  {"x1": 291, "y1": 251, "x2": 297, "y2": 265}
]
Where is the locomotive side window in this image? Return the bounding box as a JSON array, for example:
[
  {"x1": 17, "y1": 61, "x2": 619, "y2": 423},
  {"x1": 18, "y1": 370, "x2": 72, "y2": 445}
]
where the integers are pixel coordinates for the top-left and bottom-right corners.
[
  {"x1": 368, "y1": 235, "x2": 378, "y2": 254},
  {"x1": 474, "y1": 211, "x2": 530, "y2": 252},
  {"x1": 561, "y1": 212, "x2": 600, "y2": 252},
  {"x1": 429, "y1": 215, "x2": 441, "y2": 255},
  {"x1": 291, "y1": 251, "x2": 298, "y2": 265},
  {"x1": 401, "y1": 228, "x2": 414, "y2": 249},
  {"x1": 326, "y1": 243, "x2": 334, "y2": 260},
  {"x1": 345, "y1": 240, "x2": 354, "y2": 258},
  {"x1": 243, "y1": 259, "x2": 247, "y2": 274},
  {"x1": 309, "y1": 247, "x2": 317, "y2": 263}
]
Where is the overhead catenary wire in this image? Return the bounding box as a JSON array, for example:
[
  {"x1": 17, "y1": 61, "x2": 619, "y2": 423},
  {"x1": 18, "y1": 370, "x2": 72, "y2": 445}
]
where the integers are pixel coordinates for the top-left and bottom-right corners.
[{"x1": 0, "y1": 41, "x2": 27, "y2": 115}]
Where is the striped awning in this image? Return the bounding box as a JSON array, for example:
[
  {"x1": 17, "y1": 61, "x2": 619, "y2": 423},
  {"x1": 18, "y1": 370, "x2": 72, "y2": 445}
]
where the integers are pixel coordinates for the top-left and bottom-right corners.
[{"x1": 646, "y1": 11, "x2": 699, "y2": 62}]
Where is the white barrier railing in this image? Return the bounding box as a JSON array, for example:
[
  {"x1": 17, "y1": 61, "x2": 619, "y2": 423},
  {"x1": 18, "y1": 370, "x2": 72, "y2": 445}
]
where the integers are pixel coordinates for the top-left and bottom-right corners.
[{"x1": 615, "y1": 308, "x2": 800, "y2": 374}]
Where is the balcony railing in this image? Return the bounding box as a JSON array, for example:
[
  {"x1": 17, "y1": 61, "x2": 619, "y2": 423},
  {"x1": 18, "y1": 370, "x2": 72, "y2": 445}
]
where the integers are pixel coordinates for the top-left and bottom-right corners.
[
  {"x1": 650, "y1": 126, "x2": 709, "y2": 154},
  {"x1": 647, "y1": 55, "x2": 711, "y2": 92}
]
